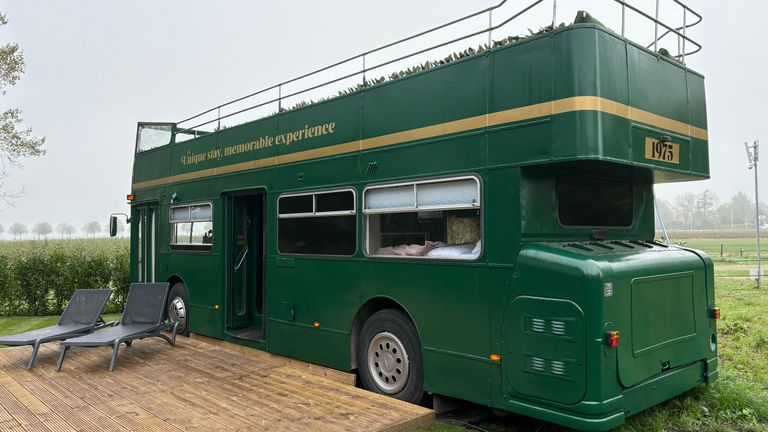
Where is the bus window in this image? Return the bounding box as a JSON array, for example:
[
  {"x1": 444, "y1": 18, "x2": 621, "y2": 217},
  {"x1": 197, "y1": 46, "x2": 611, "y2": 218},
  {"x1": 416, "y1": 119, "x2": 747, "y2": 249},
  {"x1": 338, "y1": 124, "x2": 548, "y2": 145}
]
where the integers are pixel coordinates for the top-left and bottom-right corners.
[
  {"x1": 170, "y1": 203, "x2": 213, "y2": 250},
  {"x1": 278, "y1": 189, "x2": 356, "y2": 256},
  {"x1": 557, "y1": 174, "x2": 633, "y2": 227},
  {"x1": 136, "y1": 123, "x2": 172, "y2": 153},
  {"x1": 364, "y1": 177, "x2": 481, "y2": 260}
]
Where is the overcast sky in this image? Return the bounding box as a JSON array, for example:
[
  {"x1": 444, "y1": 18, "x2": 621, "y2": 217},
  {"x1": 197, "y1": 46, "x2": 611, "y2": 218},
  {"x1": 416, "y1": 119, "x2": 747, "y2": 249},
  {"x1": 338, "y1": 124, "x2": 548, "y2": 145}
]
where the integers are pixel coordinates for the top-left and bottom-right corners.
[{"x1": 0, "y1": 0, "x2": 764, "y2": 234}]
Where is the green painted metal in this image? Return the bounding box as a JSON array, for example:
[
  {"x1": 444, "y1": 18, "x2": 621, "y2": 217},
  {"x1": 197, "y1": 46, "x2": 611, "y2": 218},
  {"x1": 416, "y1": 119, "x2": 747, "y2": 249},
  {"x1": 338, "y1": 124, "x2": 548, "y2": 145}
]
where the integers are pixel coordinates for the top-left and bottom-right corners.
[{"x1": 127, "y1": 23, "x2": 715, "y2": 431}]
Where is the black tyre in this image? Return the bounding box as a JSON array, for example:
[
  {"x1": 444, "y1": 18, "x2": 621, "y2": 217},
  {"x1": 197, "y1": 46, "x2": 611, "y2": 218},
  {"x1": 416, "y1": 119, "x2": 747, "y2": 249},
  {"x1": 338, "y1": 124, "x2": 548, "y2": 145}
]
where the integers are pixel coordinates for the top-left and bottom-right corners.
[
  {"x1": 167, "y1": 283, "x2": 190, "y2": 337},
  {"x1": 357, "y1": 309, "x2": 424, "y2": 404}
]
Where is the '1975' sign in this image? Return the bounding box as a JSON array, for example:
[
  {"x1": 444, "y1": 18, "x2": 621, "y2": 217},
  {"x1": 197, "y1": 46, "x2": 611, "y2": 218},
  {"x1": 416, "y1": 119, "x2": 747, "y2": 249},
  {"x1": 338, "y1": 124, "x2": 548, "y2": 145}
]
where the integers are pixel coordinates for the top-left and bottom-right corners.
[{"x1": 644, "y1": 137, "x2": 679, "y2": 164}]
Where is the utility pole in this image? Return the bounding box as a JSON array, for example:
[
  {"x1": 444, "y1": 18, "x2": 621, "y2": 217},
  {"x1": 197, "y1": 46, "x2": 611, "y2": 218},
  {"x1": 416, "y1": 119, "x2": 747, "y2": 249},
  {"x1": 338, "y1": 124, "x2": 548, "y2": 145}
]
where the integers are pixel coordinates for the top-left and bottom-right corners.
[{"x1": 746, "y1": 140, "x2": 761, "y2": 287}]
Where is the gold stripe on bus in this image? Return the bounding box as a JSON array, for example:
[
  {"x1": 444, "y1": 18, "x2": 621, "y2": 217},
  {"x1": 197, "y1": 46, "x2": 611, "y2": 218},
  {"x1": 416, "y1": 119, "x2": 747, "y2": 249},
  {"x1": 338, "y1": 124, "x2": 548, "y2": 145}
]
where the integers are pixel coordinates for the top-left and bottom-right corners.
[
  {"x1": 132, "y1": 96, "x2": 708, "y2": 190},
  {"x1": 362, "y1": 115, "x2": 487, "y2": 150},
  {"x1": 276, "y1": 140, "x2": 361, "y2": 164}
]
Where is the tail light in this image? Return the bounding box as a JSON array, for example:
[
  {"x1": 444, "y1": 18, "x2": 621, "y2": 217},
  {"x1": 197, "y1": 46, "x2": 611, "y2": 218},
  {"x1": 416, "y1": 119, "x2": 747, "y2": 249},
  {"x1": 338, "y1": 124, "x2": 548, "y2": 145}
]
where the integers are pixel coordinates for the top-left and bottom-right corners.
[{"x1": 605, "y1": 330, "x2": 620, "y2": 347}]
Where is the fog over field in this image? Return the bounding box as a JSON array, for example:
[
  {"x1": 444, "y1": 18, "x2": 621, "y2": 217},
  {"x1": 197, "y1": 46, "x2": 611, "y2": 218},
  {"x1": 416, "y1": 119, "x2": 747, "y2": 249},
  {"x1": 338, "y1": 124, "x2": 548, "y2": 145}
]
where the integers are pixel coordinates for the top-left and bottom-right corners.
[{"x1": 0, "y1": 0, "x2": 764, "y2": 231}]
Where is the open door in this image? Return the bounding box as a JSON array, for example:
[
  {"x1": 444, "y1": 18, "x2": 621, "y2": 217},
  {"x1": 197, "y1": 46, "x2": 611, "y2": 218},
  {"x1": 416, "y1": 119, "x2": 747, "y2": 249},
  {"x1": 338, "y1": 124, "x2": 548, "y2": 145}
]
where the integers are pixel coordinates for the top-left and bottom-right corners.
[
  {"x1": 135, "y1": 205, "x2": 157, "y2": 282},
  {"x1": 227, "y1": 192, "x2": 265, "y2": 340}
]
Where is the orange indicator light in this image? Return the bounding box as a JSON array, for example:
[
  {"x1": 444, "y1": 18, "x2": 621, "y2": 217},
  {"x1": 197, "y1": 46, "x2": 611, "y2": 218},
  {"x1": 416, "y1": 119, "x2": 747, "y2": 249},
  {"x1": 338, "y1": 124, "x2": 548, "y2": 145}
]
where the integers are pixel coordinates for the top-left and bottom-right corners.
[
  {"x1": 489, "y1": 354, "x2": 501, "y2": 362},
  {"x1": 606, "y1": 331, "x2": 620, "y2": 348},
  {"x1": 126, "y1": 194, "x2": 135, "y2": 202},
  {"x1": 312, "y1": 321, "x2": 321, "y2": 328}
]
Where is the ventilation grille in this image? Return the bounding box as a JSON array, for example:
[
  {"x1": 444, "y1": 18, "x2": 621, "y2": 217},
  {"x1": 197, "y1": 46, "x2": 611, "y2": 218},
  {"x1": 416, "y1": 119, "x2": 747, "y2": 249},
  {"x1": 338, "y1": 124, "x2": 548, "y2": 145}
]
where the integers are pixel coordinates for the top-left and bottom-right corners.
[
  {"x1": 525, "y1": 316, "x2": 571, "y2": 338},
  {"x1": 530, "y1": 356, "x2": 546, "y2": 372},
  {"x1": 551, "y1": 320, "x2": 566, "y2": 336},
  {"x1": 531, "y1": 318, "x2": 546, "y2": 333},
  {"x1": 525, "y1": 355, "x2": 572, "y2": 379},
  {"x1": 365, "y1": 161, "x2": 379, "y2": 176}
]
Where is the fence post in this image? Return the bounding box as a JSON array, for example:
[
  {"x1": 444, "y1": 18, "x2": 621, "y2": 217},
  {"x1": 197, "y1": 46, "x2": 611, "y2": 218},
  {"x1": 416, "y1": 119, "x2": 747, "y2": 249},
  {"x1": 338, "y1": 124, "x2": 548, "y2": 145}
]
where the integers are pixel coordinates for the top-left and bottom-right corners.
[
  {"x1": 740, "y1": 247, "x2": 744, "y2": 258},
  {"x1": 720, "y1": 244, "x2": 723, "y2": 257}
]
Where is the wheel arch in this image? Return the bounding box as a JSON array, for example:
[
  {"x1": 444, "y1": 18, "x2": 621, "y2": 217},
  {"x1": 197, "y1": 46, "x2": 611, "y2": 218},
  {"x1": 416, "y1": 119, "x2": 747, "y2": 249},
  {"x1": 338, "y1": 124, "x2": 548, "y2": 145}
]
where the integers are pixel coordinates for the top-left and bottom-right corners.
[
  {"x1": 349, "y1": 296, "x2": 421, "y2": 370},
  {"x1": 166, "y1": 275, "x2": 190, "y2": 336},
  {"x1": 167, "y1": 274, "x2": 187, "y2": 289}
]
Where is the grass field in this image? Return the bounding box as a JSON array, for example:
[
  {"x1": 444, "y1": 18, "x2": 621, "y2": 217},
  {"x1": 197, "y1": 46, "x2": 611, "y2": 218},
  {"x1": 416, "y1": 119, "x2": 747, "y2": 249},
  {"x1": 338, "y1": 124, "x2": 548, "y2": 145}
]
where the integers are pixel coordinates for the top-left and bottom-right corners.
[{"x1": 0, "y1": 313, "x2": 121, "y2": 337}]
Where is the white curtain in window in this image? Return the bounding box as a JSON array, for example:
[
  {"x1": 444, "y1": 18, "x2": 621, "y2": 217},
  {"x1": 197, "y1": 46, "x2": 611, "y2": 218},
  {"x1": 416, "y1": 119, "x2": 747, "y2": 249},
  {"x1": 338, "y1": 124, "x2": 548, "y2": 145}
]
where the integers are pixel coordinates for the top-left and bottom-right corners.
[
  {"x1": 170, "y1": 207, "x2": 190, "y2": 223},
  {"x1": 190, "y1": 204, "x2": 212, "y2": 221},
  {"x1": 365, "y1": 185, "x2": 414, "y2": 210},
  {"x1": 417, "y1": 179, "x2": 478, "y2": 207}
]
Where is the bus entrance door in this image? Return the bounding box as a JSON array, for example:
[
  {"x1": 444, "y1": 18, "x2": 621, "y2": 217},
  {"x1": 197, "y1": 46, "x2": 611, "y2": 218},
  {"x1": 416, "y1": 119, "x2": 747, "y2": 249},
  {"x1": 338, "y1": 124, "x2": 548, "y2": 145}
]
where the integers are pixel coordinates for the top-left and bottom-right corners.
[
  {"x1": 227, "y1": 193, "x2": 265, "y2": 340},
  {"x1": 135, "y1": 205, "x2": 157, "y2": 283}
]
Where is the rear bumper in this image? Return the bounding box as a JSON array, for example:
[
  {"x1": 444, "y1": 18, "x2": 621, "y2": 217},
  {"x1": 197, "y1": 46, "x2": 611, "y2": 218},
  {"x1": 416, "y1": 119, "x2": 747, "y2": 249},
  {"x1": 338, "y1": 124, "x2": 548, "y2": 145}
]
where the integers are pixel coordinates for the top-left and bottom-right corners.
[
  {"x1": 622, "y1": 360, "x2": 710, "y2": 418},
  {"x1": 501, "y1": 360, "x2": 713, "y2": 431}
]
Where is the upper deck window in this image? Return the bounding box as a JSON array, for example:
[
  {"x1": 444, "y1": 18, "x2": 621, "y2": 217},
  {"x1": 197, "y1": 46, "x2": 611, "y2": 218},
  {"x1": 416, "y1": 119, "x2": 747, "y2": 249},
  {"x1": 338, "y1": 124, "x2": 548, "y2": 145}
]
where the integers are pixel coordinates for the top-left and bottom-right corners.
[
  {"x1": 557, "y1": 174, "x2": 633, "y2": 227},
  {"x1": 136, "y1": 123, "x2": 172, "y2": 153}
]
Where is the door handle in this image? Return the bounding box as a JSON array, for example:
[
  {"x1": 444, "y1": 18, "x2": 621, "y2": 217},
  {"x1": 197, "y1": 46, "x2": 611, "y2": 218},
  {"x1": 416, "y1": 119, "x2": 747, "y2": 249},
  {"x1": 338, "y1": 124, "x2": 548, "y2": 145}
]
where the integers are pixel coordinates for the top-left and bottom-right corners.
[{"x1": 234, "y1": 246, "x2": 249, "y2": 272}]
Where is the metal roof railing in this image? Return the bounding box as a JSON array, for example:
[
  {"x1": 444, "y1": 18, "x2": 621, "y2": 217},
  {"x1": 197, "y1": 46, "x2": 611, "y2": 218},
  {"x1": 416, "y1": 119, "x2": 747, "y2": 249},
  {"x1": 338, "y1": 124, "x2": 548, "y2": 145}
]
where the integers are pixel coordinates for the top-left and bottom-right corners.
[
  {"x1": 172, "y1": 0, "x2": 702, "y2": 138},
  {"x1": 614, "y1": 0, "x2": 702, "y2": 62}
]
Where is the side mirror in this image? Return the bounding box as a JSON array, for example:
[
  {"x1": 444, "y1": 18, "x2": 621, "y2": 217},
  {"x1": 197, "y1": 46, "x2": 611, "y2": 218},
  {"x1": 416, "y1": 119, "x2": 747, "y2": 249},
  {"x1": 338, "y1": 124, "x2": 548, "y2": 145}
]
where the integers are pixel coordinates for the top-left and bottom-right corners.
[{"x1": 109, "y1": 216, "x2": 118, "y2": 237}]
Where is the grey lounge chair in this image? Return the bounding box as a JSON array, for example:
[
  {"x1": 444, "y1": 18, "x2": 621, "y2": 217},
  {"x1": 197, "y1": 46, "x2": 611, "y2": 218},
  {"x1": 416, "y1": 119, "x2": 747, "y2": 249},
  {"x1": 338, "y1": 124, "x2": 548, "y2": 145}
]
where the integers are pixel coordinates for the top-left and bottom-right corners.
[
  {"x1": 0, "y1": 289, "x2": 113, "y2": 369},
  {"x1": 55, "y1": 282, "x2": 178, "y2": 372}
]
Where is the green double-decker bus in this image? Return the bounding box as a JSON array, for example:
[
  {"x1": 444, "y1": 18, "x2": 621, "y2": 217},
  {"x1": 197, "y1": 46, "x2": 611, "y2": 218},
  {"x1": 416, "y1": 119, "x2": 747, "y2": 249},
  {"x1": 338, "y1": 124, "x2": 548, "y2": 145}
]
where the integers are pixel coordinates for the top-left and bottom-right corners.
[{"x1": 121, "y1": 1, "x2": 717, "y2": 430}]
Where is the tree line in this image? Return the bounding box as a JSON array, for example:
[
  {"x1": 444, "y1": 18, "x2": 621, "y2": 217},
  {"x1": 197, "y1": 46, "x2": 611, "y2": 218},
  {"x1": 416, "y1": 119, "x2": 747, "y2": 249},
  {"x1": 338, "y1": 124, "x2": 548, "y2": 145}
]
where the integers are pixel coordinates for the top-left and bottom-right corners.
[
  {"x1": 0, "y1": 220, "x2": 126, "y2": 240},
  {"x1": 657, "y1": 190, "x2": 766, "y2": 230}
]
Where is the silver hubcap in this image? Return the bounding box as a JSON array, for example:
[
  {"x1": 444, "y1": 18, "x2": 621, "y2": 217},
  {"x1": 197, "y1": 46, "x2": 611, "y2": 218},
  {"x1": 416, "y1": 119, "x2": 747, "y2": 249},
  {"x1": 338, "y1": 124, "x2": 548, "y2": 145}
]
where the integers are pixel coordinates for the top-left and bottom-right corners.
[
  {"x1": 168, "y1": 296, "x2": 187, "y2": 333},
  {"x1": 367, "y1": 332, "x2": 409, "y2": 394}
]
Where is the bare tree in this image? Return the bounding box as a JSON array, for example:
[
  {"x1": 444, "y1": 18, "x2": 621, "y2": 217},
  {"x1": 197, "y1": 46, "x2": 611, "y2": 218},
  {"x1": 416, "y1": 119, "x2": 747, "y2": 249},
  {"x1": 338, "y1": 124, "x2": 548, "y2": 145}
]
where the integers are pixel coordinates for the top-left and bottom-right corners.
[
  {"x1": 56, "y1": 222, "x2": 75, "y2": 239},
  {"x1": 694, "y1": 190, "x2": 717, "y2": 228},
  {"x1": 0, "y1": 12, "x2": 45, "y2": 203},
  {"x1": 82, "y1": 221, "x2": 101, "y2": 238},
  {"x1": 674, "y1": 193, "x2": 697, "y2": 230},
  {"x1": 8, "y1": 222, "x2": 26, "y2": 239},
  {"x1": 32, "y1": 221, "x2": 52, "y2": 240}
]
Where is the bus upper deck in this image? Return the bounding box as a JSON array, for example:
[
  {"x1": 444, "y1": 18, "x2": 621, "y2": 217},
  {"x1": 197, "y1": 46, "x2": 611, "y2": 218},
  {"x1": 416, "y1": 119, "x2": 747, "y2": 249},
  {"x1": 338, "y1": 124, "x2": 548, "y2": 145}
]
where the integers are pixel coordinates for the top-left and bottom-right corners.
[{"x1": 131, "y1": 0, "x2": 707, "y2": 198}]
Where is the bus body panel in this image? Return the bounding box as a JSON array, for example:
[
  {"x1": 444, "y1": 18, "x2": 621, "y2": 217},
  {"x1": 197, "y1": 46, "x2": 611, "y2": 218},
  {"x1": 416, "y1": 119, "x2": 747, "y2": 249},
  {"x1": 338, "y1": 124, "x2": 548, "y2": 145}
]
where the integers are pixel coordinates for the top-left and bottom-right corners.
[{"x1": 128, "y1": 22, "x2": 713, "y2": 431}]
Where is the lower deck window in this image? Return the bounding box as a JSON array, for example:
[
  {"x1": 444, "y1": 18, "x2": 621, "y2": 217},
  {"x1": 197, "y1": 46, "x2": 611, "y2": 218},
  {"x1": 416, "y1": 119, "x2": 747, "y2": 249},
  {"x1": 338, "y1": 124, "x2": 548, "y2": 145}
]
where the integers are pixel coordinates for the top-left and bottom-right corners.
[
  {"x1": 170, "y1": 203, "x2": 213, "y2": 250},
  {"x1": 278, "y1": 215, "x2": 356, "y2": 255},
  {"x1": 364, "y1": 177, "x2": 481, "y2": 259},
  {"x1": 278, "y1": 189, "x2": 356, "y2": 256}
]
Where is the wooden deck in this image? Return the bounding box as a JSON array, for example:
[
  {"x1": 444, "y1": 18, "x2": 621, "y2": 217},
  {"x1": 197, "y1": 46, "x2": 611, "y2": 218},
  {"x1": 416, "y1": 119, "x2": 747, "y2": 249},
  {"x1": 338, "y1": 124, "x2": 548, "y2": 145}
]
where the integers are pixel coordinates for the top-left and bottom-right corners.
[{"x1": 0, "y1": 336, "x2": 434, "y2": 431}]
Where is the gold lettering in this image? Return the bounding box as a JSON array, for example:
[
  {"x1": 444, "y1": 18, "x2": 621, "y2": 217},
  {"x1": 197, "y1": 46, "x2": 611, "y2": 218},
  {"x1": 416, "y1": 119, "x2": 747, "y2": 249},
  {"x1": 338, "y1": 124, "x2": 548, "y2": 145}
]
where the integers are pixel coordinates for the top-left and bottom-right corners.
[{"x1": 180, "y1": 122, "x2": 336, "y2": 167}]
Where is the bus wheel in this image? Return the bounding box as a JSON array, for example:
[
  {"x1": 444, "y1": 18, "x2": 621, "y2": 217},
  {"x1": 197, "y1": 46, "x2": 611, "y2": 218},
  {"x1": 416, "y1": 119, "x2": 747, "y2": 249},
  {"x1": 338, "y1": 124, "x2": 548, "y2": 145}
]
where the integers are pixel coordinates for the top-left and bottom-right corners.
[
  {"x1": 358, "y1": 309, "x2": 424, "y2": 404},
  {"x1": 167, "y1": 283, "x2": 190, "y2": 336}
]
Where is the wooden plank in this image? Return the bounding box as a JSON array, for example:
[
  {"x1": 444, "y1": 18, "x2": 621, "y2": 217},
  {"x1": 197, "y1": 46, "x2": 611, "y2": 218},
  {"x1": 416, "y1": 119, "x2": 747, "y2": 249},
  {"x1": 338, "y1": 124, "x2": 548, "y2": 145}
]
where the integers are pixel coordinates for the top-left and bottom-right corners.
[
  {"x1": 0, "y1": 370, "x2": 76, "y2": 432},
  {"x1": 0, "y1": 335, "x2": 433, "y2": 432},
  {"x1": 0, "y1": 383, "x2": 52, "y2": 432},
  {"x1": 181, "y1": 339, "x2": 433, "y2": 431},
  {"x1": 190, "y1": 333, "x2": 357, "y2": 386},
  {"x1": 0, "y1": 348, "x2": 125, "y2": 431},
  {"x1": 0, "y1": 403, "x2": 25, "y2": 432}
]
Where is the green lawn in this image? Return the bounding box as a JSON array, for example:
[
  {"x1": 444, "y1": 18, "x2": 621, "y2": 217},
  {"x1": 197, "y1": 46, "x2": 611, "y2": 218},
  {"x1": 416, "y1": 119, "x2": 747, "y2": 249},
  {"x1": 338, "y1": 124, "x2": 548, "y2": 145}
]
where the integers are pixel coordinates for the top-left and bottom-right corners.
[
  {"x1": 0, "y1": 313, "x2": 121, "y2": 341},
  {"x1": 679, "y1": 237, "x2": 766, "y2": 264}
]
